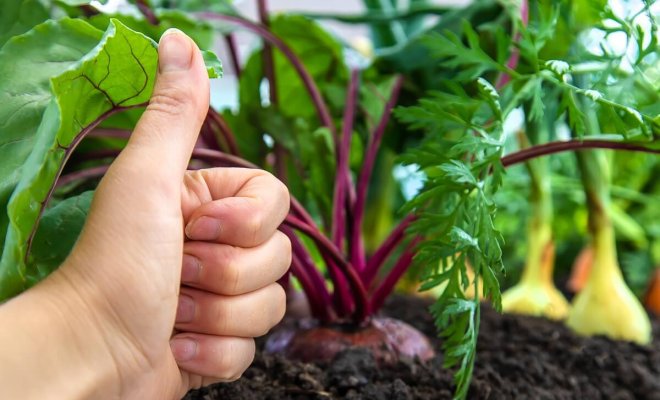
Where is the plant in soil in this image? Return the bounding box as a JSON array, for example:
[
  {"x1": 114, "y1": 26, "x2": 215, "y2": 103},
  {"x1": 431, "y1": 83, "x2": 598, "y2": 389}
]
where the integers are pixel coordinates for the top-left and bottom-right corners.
[
  {"x1": 396, "y1": 0, "x2": 658, "y2": 394},
  {"x1": 1, "y1": 0, "x2": 659, "y2": 399},
  {"x1": 1, "y1": 0, "x2": 438, "y2": 384}
]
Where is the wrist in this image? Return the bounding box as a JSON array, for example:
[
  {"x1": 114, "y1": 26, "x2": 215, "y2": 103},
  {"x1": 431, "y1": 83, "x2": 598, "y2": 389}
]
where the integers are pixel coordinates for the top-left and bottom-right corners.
[{"x1": 0, "y1": 268, "x2": 120, "y2": 399}]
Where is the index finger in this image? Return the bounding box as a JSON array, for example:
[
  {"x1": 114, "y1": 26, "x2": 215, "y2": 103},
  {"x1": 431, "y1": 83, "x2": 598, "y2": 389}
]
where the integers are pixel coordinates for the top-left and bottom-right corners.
[{"x1": 182, "y1": 168, "x2": 290, "y2": 247}]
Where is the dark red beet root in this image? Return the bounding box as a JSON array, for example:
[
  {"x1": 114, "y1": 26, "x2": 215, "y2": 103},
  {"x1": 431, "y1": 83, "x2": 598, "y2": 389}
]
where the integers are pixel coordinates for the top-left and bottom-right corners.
[{"x1": 264, "y1": 316, "x2": 435, "y2": 365}]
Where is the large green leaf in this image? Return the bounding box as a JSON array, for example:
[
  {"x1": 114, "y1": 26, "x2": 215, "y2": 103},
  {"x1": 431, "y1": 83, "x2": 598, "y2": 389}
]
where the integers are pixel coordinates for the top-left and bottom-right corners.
[
  {"x1": 0, "y1": 19, "x2": 103, "y2": 252},
  {"x1": 224, "y1": 52, "x2": 268, "y2": 164},
  {"x1": 30, "y1": 191, "x2": 93, "y2": 279},
  {"x1": 0, "y1": 17, "x2": 222, "y2": 299},
  {"x1": 270, "y1": 14, "x2": 348, "y2": 121},
  {"x1": 88, "y1": 9, "x2": 215, "y2": 49},
  {"x1": 0, "y1": 0, "x2": 50, "y2": 48},
  {"x1": 0, "y1": 19, "x2": 159, "y2": 299}
]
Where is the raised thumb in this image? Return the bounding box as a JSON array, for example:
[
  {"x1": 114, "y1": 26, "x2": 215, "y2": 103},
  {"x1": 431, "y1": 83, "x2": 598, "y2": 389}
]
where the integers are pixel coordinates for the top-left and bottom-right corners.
[{"x1": 117, "y1": 29, "x2": 209, "y2": 183}]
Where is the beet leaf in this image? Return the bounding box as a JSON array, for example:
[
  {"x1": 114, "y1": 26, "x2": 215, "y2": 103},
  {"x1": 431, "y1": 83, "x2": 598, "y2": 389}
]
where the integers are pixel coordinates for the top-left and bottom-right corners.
[{"x1": 0, "y1": 18, "x2": 221, "y2": 300}]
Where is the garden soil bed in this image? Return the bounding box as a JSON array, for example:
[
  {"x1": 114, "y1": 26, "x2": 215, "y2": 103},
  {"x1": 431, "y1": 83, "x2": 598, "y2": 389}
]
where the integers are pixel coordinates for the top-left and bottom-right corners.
[{"x1": 184, "y1": 294, "x2": 660, "y2": 400}]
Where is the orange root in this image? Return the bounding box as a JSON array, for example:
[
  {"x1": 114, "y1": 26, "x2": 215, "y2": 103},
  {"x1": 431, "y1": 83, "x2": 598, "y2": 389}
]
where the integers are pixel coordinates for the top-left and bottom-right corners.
[
  {"x1": 644, "y1": 269, "x2": 660, "y2": 316},
  {"x1": 568, "y1": 245, "x2": 594, "y2": 293}
]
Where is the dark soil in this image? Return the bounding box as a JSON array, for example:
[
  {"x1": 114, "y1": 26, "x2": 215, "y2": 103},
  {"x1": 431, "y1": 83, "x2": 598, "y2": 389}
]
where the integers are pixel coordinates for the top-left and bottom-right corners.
[{"x1": 184, "y1": 295, "x2": 660, "y2": 400}]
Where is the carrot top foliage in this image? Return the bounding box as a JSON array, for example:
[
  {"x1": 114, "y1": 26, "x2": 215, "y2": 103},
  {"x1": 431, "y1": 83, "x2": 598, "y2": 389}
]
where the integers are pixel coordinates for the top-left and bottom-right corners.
[{"x1": 397, "y1": 1, "x2": 657, "y2": 397}]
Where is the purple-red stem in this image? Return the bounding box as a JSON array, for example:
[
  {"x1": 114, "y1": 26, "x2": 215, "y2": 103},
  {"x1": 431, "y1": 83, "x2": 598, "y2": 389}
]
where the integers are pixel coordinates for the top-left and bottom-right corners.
[
  {"x1": 26, "y1": 103, "x2": 146, "y2": 261},
  {"x1": 289, "y1": 254, "x2": 332, "y2": 322},
  {"x1": 284, "y1": 215, "x2": 370, "y2": 322},
  {"x1": 197, "y1": 12, "x2": 337, "y2": 140},
  {"x1": 135, "y1": 0, "x2": 159, "y2": 25},
  {"x1": 363, "y1": 214, "x2": 415, "y2": 287},
  {"x1": 282, "y1": 225, "x2": 334, "y2": 322},
  {"x1": 57, "y1": 165, "x2": 110, "y2": 188},
  {"x1": 290, "y1": 198, "x2": 319, "y2": 230},
  {"x1": 77, "y1": 138, "x2": 660, "y2": 186},
  {"x1": 327, "y1": 258, "x2": 355, "y2": 317},
  {"x1": 332, "y1": 69, "x2": 359, "y2": 248},
  {"x1": 192, "y1": 138, "x2": 660, "y2": 174},
  {"x1": 328, "y1": 71, "x2": 359, "y2": 315},
  {"x1": 199, "y1": 118, "x2": 222, "y2": 150},
  {"x1": 369, "y1": 238, "x2": 419, "y2": 313},
  {"x1": 285, "y1": 214, "x2": 354, "y2": 318},
  {"x1": 192, "y1": 147, "x2": 252, "y2": 167},
  {"x1": 501, "y1": 139, "x2": 660, "y2": 167},
  {"x1": 284, "y1": 228, "x2": 333, "y2": 307},
  {"x1": 257, "y1": 0, "x2": 289, "y2": 184},
  {"x1": 89, "y1": 128, "x2": 130, "y2": 139},
  {"x1": 495, "y1": 0, "x2": 528, "y2": 89},
  {"x1": 79, "y1": 5, "x2": 99, "y2": 17},
  {"x1": 257, "y1": 0, "x2": 278, "y2": 105},
  {"x1": 224, "y1": 34, "x2": 242, "y2": 78},
  {"x1": 272, "y1": 145, "x2": 288, "y2": 183},
  {"x1": 351, "y1": 75, "x2": 404, "y2": 273},
  {"x1": 71, "y1": 148, "x2": 122, "y2": 163},
  {"x1": 207, "y1": 108, "x2": 241, "y2": 155}
]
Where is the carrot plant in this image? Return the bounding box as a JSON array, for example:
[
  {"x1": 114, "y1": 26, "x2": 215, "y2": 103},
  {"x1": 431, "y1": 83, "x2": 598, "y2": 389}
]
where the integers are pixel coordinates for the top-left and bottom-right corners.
[{"x1": 397, "y1": 0, "x2": 658, "y2": 396}]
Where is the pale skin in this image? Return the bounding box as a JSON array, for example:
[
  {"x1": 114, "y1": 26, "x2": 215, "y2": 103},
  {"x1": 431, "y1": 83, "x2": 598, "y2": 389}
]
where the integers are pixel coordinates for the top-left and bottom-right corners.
[{"x1": 0, "y1": 30, "x2": 290, "y2": 399}]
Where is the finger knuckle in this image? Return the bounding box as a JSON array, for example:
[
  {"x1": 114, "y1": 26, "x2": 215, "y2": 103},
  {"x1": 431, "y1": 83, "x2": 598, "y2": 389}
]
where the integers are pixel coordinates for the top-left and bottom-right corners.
[
  {"x1": 216, "y1": 246, "x2": 242, "y2": 294},
  {"x1": 216, "y1": 340, "x2": 254, "y2": 381},
  {"x1": 215, "y1": 349, "x2": 239, "y2": 380},
  {"x1": 214, "y1": 301, "x2": 233, "y2": 333},
  {"x1": 270, "y1": 283, "x2": 287, "y2": 327},
  {"x1": 277, "y1": 232, "x2": 293, "y2": 269},
  {"x1": 249, "y1": 287, "x2": 284, "y2": 337},
  {"x1": 274, "y1": 177, "x2": 290, "y2": 208},
  {"x1": 256, "y1": 170, "x2": 290, "y2": 215},
  {"x1": 267, "y1": 174, "x2": 291, "y2": 216},
  {"x1": 246, "y1": 211, "x2": 266, "y2": 245}
]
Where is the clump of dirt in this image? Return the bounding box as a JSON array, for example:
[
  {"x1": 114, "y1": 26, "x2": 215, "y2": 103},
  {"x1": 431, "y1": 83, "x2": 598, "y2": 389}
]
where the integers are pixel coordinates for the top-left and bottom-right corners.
[{"x1": 184, "y1": 295, "x2": 660, "y2": 400}]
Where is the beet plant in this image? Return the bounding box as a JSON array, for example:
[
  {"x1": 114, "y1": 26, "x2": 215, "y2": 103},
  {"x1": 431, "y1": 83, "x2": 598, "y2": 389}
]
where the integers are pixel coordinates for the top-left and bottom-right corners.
[{"x1": 0, "y1": 0, "x2": 439, "y2": 384}]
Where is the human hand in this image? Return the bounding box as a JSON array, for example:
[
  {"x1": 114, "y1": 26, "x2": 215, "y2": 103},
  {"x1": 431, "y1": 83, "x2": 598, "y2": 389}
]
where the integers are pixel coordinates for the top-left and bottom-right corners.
[{"x1": 0, "y1": 30, "x2": 290, "y2": 399}]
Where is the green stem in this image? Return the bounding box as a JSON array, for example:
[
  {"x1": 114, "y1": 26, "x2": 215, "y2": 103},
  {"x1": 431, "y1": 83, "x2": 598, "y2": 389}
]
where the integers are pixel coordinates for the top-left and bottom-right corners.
[
  {"x1": 589, "y1": 220, "x2": 624, "y2": 286},
  {"x1": 576, "y1": 149, "x2": 622, "y2": 284},
  {"x1": 518, "y1": 169, "x2": 554, "y2": 286},
  {"x1": 577, "y1": 151, "x2": 611, "y2": 231},
  {"x1": 542, "y1": 74, "x2": 655, "y2": 125},
  {"x1": 517, "y1": 95, "x2": 555, "y2": 286},
  {"x1": 573, "y1": 72, "x2": 623, "y2": 284}
]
